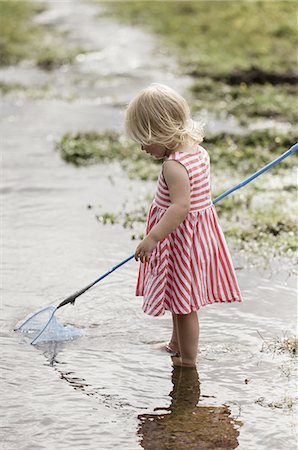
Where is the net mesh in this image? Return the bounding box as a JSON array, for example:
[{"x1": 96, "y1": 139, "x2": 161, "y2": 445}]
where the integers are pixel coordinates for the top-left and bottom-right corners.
[{"x1": 15, "y1": 306, "x2": 84, "y2": 345}]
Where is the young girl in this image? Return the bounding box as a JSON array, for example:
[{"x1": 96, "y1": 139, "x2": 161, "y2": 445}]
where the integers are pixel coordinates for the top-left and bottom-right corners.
[{"x1": 125, "y1": 83, "x2": 243, "y2": 368}]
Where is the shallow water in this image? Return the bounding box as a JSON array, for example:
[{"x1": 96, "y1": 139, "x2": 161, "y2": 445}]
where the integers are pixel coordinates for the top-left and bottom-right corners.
[{"x1": 1, "y1": 1, "x2": 297, "y2": 449}]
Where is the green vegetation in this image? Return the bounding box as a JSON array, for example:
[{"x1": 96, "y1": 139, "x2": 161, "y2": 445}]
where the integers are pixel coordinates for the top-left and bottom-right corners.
[
  {"x1": 56, "y1": 128, "x2": 297, "y2": 178},
  {"x1": 56, "y1": 127, "x2": 297, "y2": 269},
  {"x1": 96, "y1": 205, "x2": 148, "y2": 240},
  {"x1": 101, "y1": 1, "x2": 297, "y2": 74},
  {"x1": 215, "y1": 191, "x2": 298, "y2": 262},
  {"x1": 101, "y1": 1, "x2": 297, "y2": 126},
  {"x1": 0, "y1": 81, "x2": 53, "y2": 97},
  {"x1": 57, "y1": 131, "x2": 136, "y2": 165},
  {"x1": 0, "y1": 81, "x2": 27, "y2": 94},
  {"x1": 1, "y1": 0, "x2": 296, "y2": 272},
  {"x1": 56, "y1": 130, "x2": 161, "y2": 180},
  {"x1": 35, "y1": 42, "x2": 86, "y2": 71},
  {"x1": 0, "y1": 0, "x2": 87, "y2": 69},
  {"x1": 0, "y1": 1, "x2": 45, "y2": 66},
  {"x1": 258, "y1": 331, "x2": 298, "y2": 357},
  {"x1": 224, "y1": 213, "x2": 297, "y2": 253},
  {"x1": 206, "y1": 129, "x2": 297, "y2": 174},
  {"x1": 90, "y1": 0, "x2": 297, "y2": 270},
  {"x1": 255, "y1": 396, "x2": 296, "y2": 410},
  {"x1": 190, "y1": 79, "x2": 297, "y2": 125},
  {"x1": 95, "y1": 194, "x2": 297, "y2": 263}
]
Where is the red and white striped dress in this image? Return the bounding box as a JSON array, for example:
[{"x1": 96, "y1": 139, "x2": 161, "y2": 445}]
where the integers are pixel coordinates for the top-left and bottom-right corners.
[{"x1": 136, "y1": 146, "x2": 243, "y2": 316}]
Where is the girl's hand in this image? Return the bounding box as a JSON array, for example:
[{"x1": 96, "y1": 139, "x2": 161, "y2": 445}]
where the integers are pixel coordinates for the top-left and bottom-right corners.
[{"x1": 135, "y1": 235, "x2": 158, "y2": 263}]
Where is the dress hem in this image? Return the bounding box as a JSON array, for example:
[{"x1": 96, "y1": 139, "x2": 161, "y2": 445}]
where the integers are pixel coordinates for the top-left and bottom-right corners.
[{"x1": 141, "y1": 296, "x2": 243, "y2": 317}]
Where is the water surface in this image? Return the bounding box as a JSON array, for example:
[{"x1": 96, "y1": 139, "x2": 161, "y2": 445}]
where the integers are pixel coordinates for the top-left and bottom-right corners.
[{"x1": 1, "y1": 1, "x2": 297, "y2": 449}]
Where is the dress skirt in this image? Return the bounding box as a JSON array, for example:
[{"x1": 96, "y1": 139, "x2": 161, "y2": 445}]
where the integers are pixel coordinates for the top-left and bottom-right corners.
[{"x1": 136, "y1": 202, "x2": 243, "y2": 316}]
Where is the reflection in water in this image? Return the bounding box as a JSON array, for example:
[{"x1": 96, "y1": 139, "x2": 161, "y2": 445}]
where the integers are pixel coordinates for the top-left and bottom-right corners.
[
  {"x1": 36, "y1": 342, "x2": 92, "y2": 393},
  {"x1": 138, "y1": 366, "x2": 241, "y2": 449},
  {"x1": 37, "y1": 342, "x2": 132, "y2": 409}
]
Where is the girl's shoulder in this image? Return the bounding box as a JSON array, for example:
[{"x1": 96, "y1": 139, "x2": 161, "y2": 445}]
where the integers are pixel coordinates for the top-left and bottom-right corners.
[
  {"x1": 168, "y1": 144, "x2": 208, "y2": 161},
  {"x1": 198, "y1": 145, "x2": 209, "y2": 160}
]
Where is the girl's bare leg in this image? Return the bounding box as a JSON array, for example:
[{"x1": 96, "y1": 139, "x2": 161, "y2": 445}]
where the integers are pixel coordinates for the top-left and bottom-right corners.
[
  {"x1": 171, "y1": 311, "x2": 199, "y2": 367},
  {"x1": 168, "y1": 313, "x2": 180, "y2": 352}
]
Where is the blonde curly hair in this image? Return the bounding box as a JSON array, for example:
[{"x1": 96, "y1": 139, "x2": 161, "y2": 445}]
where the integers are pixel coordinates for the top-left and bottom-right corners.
[{"x1": 125, "y1": 83, "x2": 204, "y2": 150}]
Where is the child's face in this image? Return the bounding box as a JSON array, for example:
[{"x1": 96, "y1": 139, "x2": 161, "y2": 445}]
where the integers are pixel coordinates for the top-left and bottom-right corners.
[{"x1": 141, "y1": 143, "x2": 168, "y2": 159}]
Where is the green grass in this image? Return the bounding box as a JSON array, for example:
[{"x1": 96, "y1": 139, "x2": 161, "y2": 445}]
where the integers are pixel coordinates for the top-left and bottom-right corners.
[
  {"x1": 56, "y1": 128, "x2": 298, "y2": 179},
  {"x1": 0, "y1": 0, "x2": 45, "y2": 66},
  {"x1": 189, "y1": 79, "x2": 297, "y2": 125},
  {"x1": 56, "y1": 130, "x2": 161, "y2": 180},
  {"x1": 101, "y1": 1, "x2": 297, "y2": 76},
  {"x1": 205, "y1": 128, "x2": 298, "y2": 174},
  {"x1": 0, "y1": 0, "x2": 87, "y2": 69},
  {"x1": 224, "y1": 213, "x2": 297, "y2": 253},
  {"x1": 0, "y1": 81, "x2": 28, "y2": 94},
  {"x1": 100, "y1": 1, "x2": 297, "y2": 125},
  {"x1": 56, "y1": 128, "x2": 298, "y2": 268},
  {"x1": 92, "y1": 188, "x2": 298, "y2": 266}
]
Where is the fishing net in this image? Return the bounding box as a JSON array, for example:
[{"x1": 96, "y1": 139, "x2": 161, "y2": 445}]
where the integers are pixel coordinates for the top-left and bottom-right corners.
[{"x1": 14, "y1": 306, "x2": 84, "y2": 345}]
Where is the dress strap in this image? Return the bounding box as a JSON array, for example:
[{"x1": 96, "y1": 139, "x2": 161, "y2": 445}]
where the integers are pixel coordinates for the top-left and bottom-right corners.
[{"x1": 165, "y1": 151, "x2": 200, "y2": 176}]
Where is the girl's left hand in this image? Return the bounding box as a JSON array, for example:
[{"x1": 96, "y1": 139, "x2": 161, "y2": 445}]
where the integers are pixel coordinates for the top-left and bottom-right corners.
[{"x1": 135, "y1": 235, "x2": 158, "y2": 263}]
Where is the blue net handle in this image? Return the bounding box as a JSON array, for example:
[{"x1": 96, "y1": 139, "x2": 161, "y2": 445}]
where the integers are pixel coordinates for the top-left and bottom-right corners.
[
  {"x1": 57, "y1": 142, "x2": 298, "y2": 310},
  {"x1": 24, "y1": 142, "x2": 297, "y2": 344}
]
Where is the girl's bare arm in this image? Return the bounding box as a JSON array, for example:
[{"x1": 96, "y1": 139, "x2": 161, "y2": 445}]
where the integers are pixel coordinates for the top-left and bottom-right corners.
[
  {"x1": 135, "y1": 160, "x2": 190, "y2": 262},
  {"x1": 149, "y1": 160, "x2": 190, "y2": 241}
]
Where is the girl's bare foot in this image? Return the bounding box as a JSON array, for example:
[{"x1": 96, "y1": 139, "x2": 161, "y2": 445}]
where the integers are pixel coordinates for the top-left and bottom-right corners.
[
  {"x1": 171, "y1": 355, "x2": 197, "y2": 368},
  {"x1": 165, "y1": 341, "x2": 181, "y2": 356}
]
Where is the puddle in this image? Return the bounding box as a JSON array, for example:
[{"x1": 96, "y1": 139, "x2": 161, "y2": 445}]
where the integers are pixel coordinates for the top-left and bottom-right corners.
[{"x1": 1, "y1": 1, "x2": 297, "y2": 449}]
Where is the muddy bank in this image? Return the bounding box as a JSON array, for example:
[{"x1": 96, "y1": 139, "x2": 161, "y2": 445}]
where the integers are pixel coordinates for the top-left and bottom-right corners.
[{"x1": 195, "y1": 66, "x2": 298, "y2": 86}]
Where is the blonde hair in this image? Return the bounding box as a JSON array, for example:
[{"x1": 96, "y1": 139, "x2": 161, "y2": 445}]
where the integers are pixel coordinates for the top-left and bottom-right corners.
[{"x1": 125, "y1": 83, "x2": 204, "y2": 150}]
